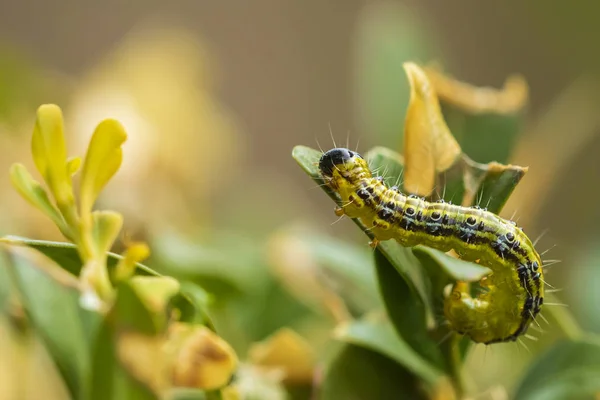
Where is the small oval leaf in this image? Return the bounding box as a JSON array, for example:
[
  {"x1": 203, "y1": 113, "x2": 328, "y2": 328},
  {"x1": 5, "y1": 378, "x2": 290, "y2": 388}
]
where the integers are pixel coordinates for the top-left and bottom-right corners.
[
  {"x1": 334, "y1": 313, "x2": 442, "y2": 386},
  {"x1": 514, "y1": 337, "x2": 600, "y2": 400}
]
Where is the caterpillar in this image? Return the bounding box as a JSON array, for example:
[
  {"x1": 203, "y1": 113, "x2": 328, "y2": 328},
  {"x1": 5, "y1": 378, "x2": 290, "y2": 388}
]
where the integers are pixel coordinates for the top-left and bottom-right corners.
[{"x1": 318, "y1": 147, "x2": 544, "y2": 344}]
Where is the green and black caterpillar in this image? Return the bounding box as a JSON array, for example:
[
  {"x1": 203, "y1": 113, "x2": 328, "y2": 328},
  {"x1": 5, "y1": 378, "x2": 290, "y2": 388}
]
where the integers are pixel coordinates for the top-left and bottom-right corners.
[{"x1": 319, "y1": 147, "x2": 544, "y2": 344}]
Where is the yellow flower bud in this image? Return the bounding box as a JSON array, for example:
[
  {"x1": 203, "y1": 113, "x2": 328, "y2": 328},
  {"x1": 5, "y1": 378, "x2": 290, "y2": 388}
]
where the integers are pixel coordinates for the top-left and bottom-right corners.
[{"x1": 114, "y1": 242, "x2": 151, "y2": 282}]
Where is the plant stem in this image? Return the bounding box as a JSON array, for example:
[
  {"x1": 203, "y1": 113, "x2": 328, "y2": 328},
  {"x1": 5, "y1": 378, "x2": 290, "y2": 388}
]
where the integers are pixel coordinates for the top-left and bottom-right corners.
[{"x1": 441, "y1": 333, "x2": 466, "y2": 399}]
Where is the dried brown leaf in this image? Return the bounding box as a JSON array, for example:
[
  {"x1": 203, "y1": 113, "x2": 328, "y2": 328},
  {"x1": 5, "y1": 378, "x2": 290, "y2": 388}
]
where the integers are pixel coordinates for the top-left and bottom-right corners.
[
  {"x1": 425, "y1": 65, "x2": 529, "y2": 115},
  {"x1": 403, "y1": 62, "x2": 461, "y2": 196}
]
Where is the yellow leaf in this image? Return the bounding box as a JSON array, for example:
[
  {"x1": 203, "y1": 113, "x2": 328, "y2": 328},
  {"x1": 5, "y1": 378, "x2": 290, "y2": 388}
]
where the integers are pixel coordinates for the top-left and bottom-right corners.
[
  {"x1": 128, "y1": 275, "x2": 179, "y2": 313},
  {"x1": 31, "y1": 104, "x2": 74, "y2": 206},
  {"x1": 79, "y1": 119, "x2": 127, "y2": 216},
  {"x1": 90, "y1": 210, "x2": 123, "y2": 256},
  {"x1": 403, "y1": 62, "x2": 461, "y2": 196}
]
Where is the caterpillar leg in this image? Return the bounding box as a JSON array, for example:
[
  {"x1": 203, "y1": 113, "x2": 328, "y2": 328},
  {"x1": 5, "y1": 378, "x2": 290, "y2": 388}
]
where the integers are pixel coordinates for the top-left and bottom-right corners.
[
  {"x1": 334, "y1": 206, "x2": 345, "y2": 216},
  {"x1": 369, "y1": 238, "x2": 380, "y2": 248}
]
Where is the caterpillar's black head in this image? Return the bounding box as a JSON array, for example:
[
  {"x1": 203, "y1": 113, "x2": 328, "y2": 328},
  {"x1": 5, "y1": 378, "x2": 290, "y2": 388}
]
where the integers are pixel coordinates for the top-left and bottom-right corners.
[{"x1": 319, "y1": 148, "x2": 363, "y2": 178}]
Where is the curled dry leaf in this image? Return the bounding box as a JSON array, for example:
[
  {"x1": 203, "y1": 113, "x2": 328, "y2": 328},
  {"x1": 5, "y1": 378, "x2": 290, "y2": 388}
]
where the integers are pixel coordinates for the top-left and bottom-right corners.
[
  {"x1": 167, "y1": 323, "x2": 238, "y2": 390},
  {"x1": 118, "y1": 323, "x2": 238, "y2": 394},
  {"x1": 424, "y1": 65, "x2": 529, "y2": 115},
  {"x1": 117, "y1": 332, "x2": 169, "y2": 395},
  {"x1": 403, "y1": 62, "x2": 461, "y2": 196},
  {"x1": 248, "y1": 327, "x2": 316, "y2": 385}
]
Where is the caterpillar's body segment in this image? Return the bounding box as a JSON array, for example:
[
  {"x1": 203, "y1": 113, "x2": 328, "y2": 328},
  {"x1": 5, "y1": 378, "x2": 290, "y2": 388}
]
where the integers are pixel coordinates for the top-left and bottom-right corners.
[{"x1": 319, "y1": 148, "x2": 544, "y2": 344}]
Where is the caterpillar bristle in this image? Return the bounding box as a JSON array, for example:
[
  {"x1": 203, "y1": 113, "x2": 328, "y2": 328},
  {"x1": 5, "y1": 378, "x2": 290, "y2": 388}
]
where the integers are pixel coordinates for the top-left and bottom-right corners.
[
  {"x1": 529, "y1": 310, "x2": 542, "y2": 329},
  {"x1": 327, "y1": 123, "x2": 336, "y2": 148},
  {"x1": 437, "y1": 330, "x2": 455, "y2": 346},
  {"x1": 544, "y1": 302, "x2": 569, "y2": 307},
  {"x1": 541, "y1": 279, "x2": 556, "y2": 289},
  {"x1": 529, "y1": 324, "x2": 545, "y2": 333},
  {"x1": 517, "y1": 338, "x2": 532, "y2": 354},
  {"x1": 540, "y1": 244, "x2": 557, "y2": 256},
  {"x1": 545, "y1": 288, "x2": 563, "y2": 293},
  {"x1": 524, "y1": 333, "x2": 538, "y2": 342},
  {"x1": 315, "y1": 137, "x2": 324, "y2": 154},
  {"x1": 533, "y1": 229, "x2": 549, "y2": 247},
  {"x1": 345, "y1": 130, "x2": 351, "y2": 150},
  {"x1": 330, "y1": 214, "x2": 346, "y2": 226}
]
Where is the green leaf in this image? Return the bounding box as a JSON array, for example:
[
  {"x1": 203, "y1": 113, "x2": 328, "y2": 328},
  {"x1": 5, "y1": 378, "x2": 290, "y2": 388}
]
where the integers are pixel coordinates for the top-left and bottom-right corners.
[
  {"x1": 322, "y1": 344, "x2": 428, "y2": 400},
  {"x1": 335, "y1": 314, "x2": 442, "y2": 386},
  {"x1": 466, "y1": 158, "x2": 527, "y2": 214},
  {"x1": 151, "y1": 231, "x2": 267, "y2": 296},
  {"x1": 174, "y1": 281, "x2": 215, "y2": 329},
  {"x1": 413, "y1": 245, "x2": 490, "y2": 295},
  {"x1": 443, "y1": 104, "x2": 524, "y2": 165},
  {"x1": 90, "y1": 319, "x2": 157, "y2": 400},
  {"x1": 2, "y1": 243, "x2": 100, "y2": 399},
  {"x1": 0, "y1": 236, "x2": 206, "y2": 334},
  {"x1": 513, "y1": 336, "x2": 600, "y2": 400},
  {"x1": 113, "y1": 281, "x2": 162, "y2": 335},
  {"x1": 374, "y1": 250, "x2": 444, "y2": 370},
  {"x1": 0, "y1": 236, "x2": 159, "y2": 278}
]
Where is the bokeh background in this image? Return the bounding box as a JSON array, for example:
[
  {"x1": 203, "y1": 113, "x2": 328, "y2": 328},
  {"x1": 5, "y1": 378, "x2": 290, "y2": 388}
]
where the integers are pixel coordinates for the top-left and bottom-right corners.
[{"x1": 1, "y1": 1, "x2": 600, "y2": 399}]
